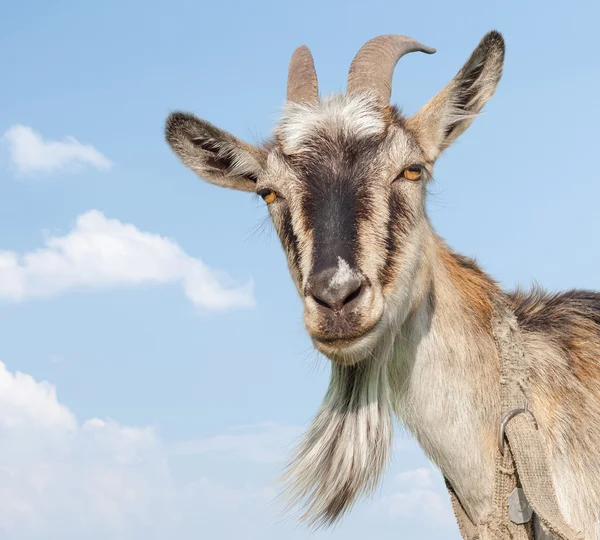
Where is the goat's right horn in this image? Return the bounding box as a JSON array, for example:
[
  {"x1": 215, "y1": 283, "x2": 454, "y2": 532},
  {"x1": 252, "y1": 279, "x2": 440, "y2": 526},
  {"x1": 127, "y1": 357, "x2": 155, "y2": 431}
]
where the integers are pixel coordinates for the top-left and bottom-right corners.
[
  {"x1": 287, "y1": 45, "x2": 319, "y2": 104},
  {"x1": 347, "y1": 35, "x2": 436, "y2": 102}
]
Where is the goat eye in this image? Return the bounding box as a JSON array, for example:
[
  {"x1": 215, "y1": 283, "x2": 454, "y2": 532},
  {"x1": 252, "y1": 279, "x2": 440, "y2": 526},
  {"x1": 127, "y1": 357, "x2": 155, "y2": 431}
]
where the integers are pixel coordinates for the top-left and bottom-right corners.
[
  {"x1": 258, "y1": 189, "x2": 277, "y2": 204},
  {"x1": 402, "y1": 166, "x2": 423, "y2": 181}
]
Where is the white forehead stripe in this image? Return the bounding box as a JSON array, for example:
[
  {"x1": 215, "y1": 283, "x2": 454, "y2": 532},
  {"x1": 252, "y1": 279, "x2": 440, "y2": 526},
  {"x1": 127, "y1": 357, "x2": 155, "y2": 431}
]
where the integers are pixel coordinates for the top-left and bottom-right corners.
[{"x1": 277, "y1": 93, "x2": 386, "y2": 154}]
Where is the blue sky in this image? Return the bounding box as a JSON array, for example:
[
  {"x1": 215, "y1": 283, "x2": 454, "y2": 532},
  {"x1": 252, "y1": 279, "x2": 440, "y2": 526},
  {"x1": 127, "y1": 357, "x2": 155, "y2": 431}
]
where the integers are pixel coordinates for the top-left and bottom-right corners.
[{"x1": 0, "y1": 1, "x2": 598, "y2": 539}]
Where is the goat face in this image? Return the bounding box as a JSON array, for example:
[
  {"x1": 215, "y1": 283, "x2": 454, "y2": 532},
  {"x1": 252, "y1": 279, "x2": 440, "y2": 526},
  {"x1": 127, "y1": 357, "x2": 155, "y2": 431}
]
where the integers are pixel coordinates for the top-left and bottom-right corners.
[{"x1": 165, "y1": 32, "x2": 505, "y2": 365}]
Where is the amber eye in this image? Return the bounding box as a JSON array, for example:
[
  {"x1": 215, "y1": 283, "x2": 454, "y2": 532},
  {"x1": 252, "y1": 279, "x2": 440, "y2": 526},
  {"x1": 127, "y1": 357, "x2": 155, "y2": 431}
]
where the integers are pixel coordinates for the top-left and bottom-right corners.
[
  {"x1": 401, "y1": 166, "x2": 423, "y2": 181},
  {"x1": 258, "y1": 189, "x2": 277, "y2": 204}
]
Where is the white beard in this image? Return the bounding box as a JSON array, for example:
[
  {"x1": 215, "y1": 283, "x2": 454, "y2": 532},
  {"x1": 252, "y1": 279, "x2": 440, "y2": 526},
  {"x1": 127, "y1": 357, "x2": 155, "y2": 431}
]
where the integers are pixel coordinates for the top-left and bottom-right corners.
[{"x1": 281, "y1": 339, "x2": 394, "y2": 527}]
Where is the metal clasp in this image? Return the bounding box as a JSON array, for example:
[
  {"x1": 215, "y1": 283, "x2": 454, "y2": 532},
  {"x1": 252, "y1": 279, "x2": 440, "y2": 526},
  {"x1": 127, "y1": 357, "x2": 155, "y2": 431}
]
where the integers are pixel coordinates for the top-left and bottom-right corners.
[
  {"x1": 508, "y1": 487, "x2": 533, "y2": 524},
  {"x1": 498, "y1": 399, "x2": 536, "y2": 456}
]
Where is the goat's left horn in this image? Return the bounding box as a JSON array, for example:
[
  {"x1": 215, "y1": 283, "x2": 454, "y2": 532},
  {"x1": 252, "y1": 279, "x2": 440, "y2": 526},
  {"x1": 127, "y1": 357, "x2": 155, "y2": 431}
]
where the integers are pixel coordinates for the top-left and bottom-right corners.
[
  {"x1": 347, "y1": 35, "x2": 436, "y2": 102},
  {"x1": 287, "y1": 45, "x2": 319, "y2": 104}
]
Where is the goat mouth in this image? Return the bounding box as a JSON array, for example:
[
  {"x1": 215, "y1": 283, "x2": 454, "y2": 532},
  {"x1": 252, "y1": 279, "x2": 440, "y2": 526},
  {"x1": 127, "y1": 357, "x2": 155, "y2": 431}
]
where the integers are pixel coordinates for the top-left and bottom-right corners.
[{"x1": 310, "y1": 319, "x2": 381, "y2": 350}]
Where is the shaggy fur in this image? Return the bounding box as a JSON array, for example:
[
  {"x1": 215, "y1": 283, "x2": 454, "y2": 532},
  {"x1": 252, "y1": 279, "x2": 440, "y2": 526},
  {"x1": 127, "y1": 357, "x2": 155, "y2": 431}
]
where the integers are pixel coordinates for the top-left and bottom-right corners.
[
  {"x1": 281, "y1": 339, "x2": 394, "y2": 527},
  {"x1": 165, "y1": 30, "x2": 599, "y2": 538}
]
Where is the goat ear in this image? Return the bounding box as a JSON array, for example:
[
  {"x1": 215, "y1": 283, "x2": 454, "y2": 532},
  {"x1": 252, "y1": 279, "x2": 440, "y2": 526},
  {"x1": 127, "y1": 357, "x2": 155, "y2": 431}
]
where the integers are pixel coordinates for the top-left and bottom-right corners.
[
  {"x1": 406, "y1": 31, "x2": 505, "y2": 161},
  {"x1": 165, "y1": 112, "x2": 266, "y2": 192}
]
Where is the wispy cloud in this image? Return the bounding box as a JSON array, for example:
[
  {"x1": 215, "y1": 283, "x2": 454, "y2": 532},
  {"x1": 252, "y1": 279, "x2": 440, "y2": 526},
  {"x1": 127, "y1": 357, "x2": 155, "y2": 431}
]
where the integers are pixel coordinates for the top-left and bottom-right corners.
[
  {"x1": 376, "y1": 467, "x2": 454, "y2": 524},
  {"x1": 0, "y1": 210, "x2": 254, "y2": 311},
  {"x1": 395, "y1": 468, "x2": 435, "y2": 489},
  {"x1": 0, "y1": 361, "x2": 292, "y2": 540},
  {"x1": 0, "y1": 360, "x2": 458, "y2": 539},
  {"x1": 172, "y1": 422, "x2": 304, "y2": 464},
  {"x1": 0, "y1": 360, "x2": 177, "y2": 539},
  {"x1": 2, "y1": 125, "x2": 112, "y2": 176}
]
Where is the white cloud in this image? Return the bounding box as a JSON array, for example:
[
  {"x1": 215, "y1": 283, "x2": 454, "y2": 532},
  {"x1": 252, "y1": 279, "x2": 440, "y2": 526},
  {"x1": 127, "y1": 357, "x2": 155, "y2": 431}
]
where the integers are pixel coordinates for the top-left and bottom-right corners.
[
  {"x1": 0, "y1": 361, "x2": 459, "y2": 539},
  {"x1": 0, "y1": 361, "x2": 176, "y2": 539},
  {"x1": 0, "y1": 362, "x2": 75, "y2": 431},
  {"x1": 0, "y1": 361, "x2": 297, "y2": 540},
  {"x1": 395, "y1": 467, "x2": 434, "y2": 489},
  {"x1": 0, "y1": 210, "x2": 254, "y2": 310},
  {"x1": 172, "y1": 422, "x2": 304, "y2": 464},
  {"x1": 376, "y1": 467, "x2": 454, "y2": 524},
  {"x1": 2, "y1": 125, "x2": 112, "y2": 176}
]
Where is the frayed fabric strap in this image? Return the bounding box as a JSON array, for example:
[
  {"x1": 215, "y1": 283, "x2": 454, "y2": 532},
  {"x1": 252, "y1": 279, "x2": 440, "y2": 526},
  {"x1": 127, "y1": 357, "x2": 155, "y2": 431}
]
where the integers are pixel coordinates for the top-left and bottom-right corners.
[{"x1": 445, "y1": 298, "x2": 583, "y2": 540}]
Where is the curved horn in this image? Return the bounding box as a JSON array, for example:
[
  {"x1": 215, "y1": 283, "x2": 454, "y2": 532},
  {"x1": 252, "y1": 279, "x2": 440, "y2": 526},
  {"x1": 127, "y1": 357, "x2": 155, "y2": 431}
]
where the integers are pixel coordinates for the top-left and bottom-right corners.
[
  {"x1": 287, "y1": 45, "x2": 319, "y2": 104},
  {"x1": 347, "y1": 35, "x2": 436, "y2": 102}
]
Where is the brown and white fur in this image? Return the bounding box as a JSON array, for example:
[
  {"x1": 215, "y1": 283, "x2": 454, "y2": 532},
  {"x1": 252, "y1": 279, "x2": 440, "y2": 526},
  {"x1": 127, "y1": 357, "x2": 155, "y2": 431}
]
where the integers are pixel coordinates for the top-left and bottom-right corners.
[{"x1": 165, "y1": 31, "x2": 600, "y2": 538}]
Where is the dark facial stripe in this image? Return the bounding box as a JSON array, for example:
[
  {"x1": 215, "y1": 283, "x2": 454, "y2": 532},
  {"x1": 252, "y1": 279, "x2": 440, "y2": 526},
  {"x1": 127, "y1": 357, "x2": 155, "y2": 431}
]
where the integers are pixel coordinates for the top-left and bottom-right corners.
[
  {"x1": 379, "y1": 188, "x2": 412, "y2": 287},
  {"x1": 309, "y1": 178, "x2": 359, "y2": 273},
  {"x1": 280, "y1": 207, "x2": 302, "y2": 280},
  {"x1": 299, "y1": 136, "x2": 381, "y2": 275}
]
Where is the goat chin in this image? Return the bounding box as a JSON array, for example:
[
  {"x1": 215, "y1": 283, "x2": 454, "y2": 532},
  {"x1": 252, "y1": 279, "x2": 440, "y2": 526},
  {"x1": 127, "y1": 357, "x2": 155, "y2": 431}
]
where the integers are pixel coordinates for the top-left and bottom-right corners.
[
  {"x1": 280, "y1": 340, "x2": 394, "y2": 528},
  {"x1": 310, "y1": 320, "x2": 386, "y2": 366}
]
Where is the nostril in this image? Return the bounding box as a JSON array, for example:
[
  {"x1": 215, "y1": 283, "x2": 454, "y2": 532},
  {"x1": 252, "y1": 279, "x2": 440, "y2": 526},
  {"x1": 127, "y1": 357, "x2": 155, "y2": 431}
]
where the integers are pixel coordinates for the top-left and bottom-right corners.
[
  {"x1": 309, "y1": 271, "x2": 365, "y2": 312},
  {"x1": 342, "y1": 283, "x2": 362, "y2": 307},
  {"x1": 313, "y1": 294, "x2": 332, "y2": 310}
]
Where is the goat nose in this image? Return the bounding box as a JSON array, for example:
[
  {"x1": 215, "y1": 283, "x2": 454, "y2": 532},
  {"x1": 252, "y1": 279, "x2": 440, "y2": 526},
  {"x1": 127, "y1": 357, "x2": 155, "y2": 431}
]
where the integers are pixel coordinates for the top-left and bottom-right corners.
[{"x1": 308, "y1": 268, "x2": 364, "y2": 312}]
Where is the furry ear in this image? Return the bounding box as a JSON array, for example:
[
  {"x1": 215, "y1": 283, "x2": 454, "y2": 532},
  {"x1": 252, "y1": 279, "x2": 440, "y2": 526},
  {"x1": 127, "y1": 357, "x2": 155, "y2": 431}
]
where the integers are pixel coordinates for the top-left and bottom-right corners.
[
  {"x1": 165, "y1": 112, "x2": 266, "y2": 192},
  {"x1": 406, "y1": 31, "x2": 505, "y2": 161}
]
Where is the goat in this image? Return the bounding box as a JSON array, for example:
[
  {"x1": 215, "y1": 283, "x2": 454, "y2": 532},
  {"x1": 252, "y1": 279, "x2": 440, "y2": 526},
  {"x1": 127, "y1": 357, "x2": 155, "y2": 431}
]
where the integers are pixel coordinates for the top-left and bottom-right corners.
[{"x1": 165, "y1": 31, "x2": 600, "y2": 538}]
